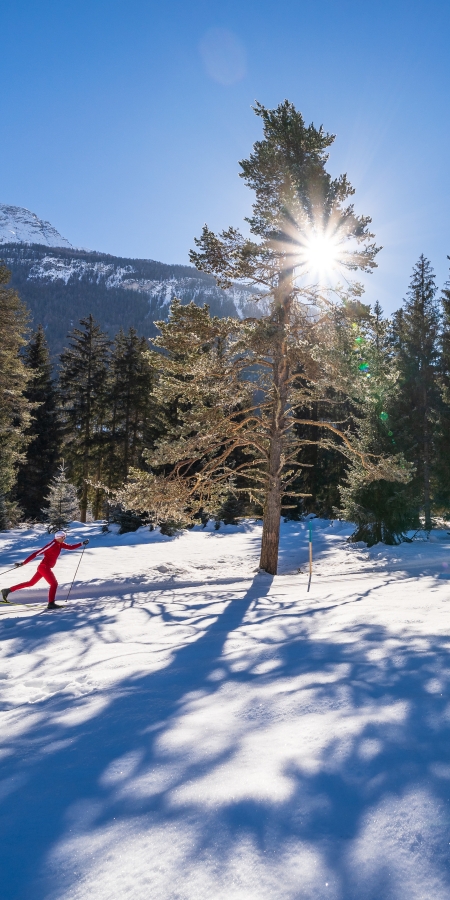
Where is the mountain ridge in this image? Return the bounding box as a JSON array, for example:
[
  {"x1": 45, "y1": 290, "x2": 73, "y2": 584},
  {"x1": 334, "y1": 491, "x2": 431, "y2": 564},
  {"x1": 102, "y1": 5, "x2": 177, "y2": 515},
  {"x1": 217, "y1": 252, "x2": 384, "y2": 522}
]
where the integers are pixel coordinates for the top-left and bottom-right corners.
[
  {"x1": 0, "y1": 203, "x2": 72, "y2": 248},
  {"x1": 0, "y1": 206, "x2": 261, "y2": 356}
]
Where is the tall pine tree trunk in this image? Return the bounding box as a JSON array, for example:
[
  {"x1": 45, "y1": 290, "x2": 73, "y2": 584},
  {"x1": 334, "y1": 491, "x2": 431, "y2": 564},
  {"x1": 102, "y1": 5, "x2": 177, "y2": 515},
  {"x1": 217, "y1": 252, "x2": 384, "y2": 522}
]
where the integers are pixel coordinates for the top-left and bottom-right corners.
[
  {"x1": 123, "y1": 387, "x2": 131, "y2": 478},
  {"x1": 80, "y1": 332, "x2": 93, "y2": 523},
  {"x1": 93, "y1": 443, "x2": 103, "y2": 520},
  {"x1": 107, "y1": 396, "x2": 117, "y2": 492},
  {"x1": 259, "y1": 285, "x2": 291, "y2": 574},
  {"x1": 423, "y1": 446, "x2": 431, "y2": 531},
  {"x1": 423, "y1": 392, "x2": 432, "y2": 531},
  {"x1": 80, "y1": 425, "x2": 89, "y2": 522},
  {"x1": 260, "y1": 427, "x2": 284, "y2": 574}
]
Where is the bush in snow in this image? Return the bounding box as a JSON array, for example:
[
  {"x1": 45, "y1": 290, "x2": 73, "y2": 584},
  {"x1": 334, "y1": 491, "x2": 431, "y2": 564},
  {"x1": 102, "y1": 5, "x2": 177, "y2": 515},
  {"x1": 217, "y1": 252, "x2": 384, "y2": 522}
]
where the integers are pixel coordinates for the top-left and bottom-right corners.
[{"x1": 111, "y1": 505, "x2": 147, "y2": 534}]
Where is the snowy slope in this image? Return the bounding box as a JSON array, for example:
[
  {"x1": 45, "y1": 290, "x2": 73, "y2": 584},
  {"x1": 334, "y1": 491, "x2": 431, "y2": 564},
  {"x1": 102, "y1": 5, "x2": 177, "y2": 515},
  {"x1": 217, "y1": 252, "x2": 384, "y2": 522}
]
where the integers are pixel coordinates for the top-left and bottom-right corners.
[
  {"x1": 2, "y1": 520, "x2": 450, "y2": 899},
  {"x1": 0, "y1": 204, "x2": 72, "y2": 248}
]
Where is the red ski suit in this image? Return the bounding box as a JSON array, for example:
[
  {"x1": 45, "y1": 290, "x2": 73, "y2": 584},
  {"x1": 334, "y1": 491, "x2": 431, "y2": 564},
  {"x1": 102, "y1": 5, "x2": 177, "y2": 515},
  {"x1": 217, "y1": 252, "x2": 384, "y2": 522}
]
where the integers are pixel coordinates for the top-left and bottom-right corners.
[{"x1": 9, "y1": 539, "x2": 82, "y2": 604}]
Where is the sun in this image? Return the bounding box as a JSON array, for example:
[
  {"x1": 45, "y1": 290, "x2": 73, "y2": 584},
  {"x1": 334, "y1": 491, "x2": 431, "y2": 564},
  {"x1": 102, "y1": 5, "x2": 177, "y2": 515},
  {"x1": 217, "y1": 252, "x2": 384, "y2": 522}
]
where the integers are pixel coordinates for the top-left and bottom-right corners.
[{"x1": 296, "y1": 229, "x2": 342, "y2": 280}]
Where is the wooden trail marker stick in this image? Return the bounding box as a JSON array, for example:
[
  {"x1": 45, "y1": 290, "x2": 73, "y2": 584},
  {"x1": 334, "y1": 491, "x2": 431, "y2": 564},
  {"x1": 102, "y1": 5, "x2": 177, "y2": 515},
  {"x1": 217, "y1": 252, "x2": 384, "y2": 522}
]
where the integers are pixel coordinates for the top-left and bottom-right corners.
[{"x1": 307, "y1": 521, "x2": 313, "y2": 592}]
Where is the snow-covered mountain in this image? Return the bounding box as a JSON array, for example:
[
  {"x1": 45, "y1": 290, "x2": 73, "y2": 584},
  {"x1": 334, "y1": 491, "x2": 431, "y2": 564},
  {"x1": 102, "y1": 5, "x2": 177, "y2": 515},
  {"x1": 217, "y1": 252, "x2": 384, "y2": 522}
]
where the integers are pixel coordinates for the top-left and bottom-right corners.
[
  {"x1": 0, "y1": 204, "x2": 72, "y2": 248},
  {"x1": 0, "y1": 205, "x2": 262, "y2": 355},
  {"x1": 20, "y1": 251, "x2": 258, "y2": 319}
]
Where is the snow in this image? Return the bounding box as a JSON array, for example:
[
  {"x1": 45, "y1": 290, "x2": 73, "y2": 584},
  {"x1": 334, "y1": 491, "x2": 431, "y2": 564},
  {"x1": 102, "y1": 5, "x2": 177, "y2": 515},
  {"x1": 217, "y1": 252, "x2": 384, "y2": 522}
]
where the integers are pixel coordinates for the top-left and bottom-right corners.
[
  {"x1": 27, "y1": 257, "x2": 135, "y2": 286},
  {"x1": 1, "y1": 519, "x2": 450, "y2": 899},
  {"x1": 0, "y1": 204, "x2": 72, "y2": 248}
]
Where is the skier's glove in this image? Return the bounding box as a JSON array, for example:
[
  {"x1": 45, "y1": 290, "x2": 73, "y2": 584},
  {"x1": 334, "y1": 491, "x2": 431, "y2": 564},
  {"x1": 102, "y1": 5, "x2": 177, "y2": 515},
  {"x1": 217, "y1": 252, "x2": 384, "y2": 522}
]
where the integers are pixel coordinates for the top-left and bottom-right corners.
[
  {"x1": 82, "y1": 539, "x2": 89, "y2": 545},
  {"x1": 14, "y1": 562, "x2": 23, "y2": 568}
]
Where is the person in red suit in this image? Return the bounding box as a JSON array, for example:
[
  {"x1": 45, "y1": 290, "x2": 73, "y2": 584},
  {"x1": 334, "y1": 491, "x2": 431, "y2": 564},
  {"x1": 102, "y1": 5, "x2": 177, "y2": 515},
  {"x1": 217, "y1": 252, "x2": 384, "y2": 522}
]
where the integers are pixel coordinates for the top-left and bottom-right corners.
[{"x1": 1, "y1": 531, "x2": 89, "y2": 610}]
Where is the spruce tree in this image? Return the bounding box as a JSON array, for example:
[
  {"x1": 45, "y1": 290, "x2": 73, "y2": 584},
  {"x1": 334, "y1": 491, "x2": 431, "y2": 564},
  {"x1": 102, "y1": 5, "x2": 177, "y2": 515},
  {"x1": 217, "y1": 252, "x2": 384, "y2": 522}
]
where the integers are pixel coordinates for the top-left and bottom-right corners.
[
  {"x1": 16, "y1": 325, "x2": 60, "y2": 519},
  {"x1": 339, "y1": 302, "x2": 416, "y2": 544},
  {"x1": 435, "y1": 263, "x2": 450, "y2": 511},
  {"x1": 44, "y1": 462, "x2": 80, "y2": 531},
  {"x1": 0, "y1": 264, "x2": 31, "y2": 523},
  {"x1": 391, "y1": 256, "x2": 441, "y2": 531},
  {"x1": 214, "y1": 489, "x2": 242, "y2": 527},
  {"x1": 59, "y1": 315, "x2": 110, "y2": 521},
  {"x1": 107, "y1": 329, "x2": 156, "y2": 489}
]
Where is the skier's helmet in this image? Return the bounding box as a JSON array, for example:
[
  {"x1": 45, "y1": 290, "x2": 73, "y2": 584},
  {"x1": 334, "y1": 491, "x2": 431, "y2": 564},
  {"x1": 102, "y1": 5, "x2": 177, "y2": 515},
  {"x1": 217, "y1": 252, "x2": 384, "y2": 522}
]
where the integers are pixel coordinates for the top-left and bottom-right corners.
[{"x1": 55, "y1": 531, "x2": 67, "y2": 540}]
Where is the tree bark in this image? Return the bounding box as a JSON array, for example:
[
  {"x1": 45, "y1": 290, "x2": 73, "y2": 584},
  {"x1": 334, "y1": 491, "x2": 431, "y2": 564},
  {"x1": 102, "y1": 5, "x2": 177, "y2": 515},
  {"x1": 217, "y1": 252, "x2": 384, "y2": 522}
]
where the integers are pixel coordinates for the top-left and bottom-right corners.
[
  {"x1": 260, "y1": 429, "x2": 284, "y2": 573},
  {"x1": 80, "y1": 425, "x2": 90, "y2": 523},
  {"x1": 80, "y1": 326, "x2": 93, "y2": 523},
  {"x1": 259, "y1": 278, "x2": 291, "y2": 574},
  {"x1": 423, "y1": 416, "x2": 432, "y2": 532}
]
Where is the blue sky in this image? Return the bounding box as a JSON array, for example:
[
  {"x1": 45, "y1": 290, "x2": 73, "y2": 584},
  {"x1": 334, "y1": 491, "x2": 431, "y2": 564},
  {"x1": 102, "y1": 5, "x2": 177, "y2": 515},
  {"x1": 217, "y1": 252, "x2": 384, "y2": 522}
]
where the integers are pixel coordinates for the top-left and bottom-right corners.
[{"x1": 1, "y1": 0, "x2": 450, "y2": 312}]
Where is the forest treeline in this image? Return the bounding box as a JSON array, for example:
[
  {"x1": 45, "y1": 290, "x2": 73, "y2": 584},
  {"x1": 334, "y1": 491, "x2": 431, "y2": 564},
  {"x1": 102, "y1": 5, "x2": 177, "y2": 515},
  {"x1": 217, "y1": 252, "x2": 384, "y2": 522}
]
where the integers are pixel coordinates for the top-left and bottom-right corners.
[{"x1": 1, "y1": 251, "x2": 450, "y2": 549}]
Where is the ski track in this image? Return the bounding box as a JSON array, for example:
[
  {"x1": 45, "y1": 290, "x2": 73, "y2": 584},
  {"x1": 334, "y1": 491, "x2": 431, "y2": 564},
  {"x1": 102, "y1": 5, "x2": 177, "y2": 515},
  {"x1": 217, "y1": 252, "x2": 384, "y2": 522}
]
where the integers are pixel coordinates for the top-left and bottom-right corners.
[{"x1": 1, "y1": 519, "x2": 450, "y2": 899}]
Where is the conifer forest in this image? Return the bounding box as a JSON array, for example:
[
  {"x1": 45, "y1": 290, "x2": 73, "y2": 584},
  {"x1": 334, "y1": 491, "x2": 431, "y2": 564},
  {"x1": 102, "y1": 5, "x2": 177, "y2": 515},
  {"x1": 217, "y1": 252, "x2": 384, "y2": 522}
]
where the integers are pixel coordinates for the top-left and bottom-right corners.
[{"x1": 2, "y1": 103, "x2": 450, "y2": 573}]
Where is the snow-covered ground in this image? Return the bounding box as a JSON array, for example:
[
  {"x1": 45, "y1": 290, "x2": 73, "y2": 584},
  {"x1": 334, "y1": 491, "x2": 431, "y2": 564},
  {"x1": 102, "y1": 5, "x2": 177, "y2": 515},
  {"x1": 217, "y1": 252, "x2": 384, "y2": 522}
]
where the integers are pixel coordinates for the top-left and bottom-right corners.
[{"x1": 1, "y1": 519, "x2": 450, "y2": 900}]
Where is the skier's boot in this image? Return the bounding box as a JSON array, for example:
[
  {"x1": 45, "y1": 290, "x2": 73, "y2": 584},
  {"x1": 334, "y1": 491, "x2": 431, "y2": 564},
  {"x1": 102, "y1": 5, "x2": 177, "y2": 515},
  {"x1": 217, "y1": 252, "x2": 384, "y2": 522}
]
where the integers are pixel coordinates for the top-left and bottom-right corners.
[
  {"x1": 1, "y1": 588, "x2": 10, "y2": 603},
  {"x1": 46, "y1": 601, "x2": 63, "y2": 610}
]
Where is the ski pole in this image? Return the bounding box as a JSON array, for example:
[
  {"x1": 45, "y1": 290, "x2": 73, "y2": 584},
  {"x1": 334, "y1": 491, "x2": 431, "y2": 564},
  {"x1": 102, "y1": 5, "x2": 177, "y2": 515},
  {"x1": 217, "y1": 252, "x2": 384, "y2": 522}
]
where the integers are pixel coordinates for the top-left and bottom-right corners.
[
  {"x1": 307, "y1": 521, "x2": 313, "y2": 593},
  {"x1": 65, "y1": 544, "x2": 87, "y2": 603},
  {"x1": 0, "y1": 562, "x2": 29, "y2": 578}
]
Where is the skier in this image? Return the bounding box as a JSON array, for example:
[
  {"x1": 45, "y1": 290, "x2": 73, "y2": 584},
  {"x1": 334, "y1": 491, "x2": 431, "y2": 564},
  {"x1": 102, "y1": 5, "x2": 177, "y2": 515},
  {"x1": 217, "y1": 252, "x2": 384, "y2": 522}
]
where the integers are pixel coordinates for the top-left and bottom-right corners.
[{"x1": 1, "y1": 531, "x2": 89, "y2": 610}]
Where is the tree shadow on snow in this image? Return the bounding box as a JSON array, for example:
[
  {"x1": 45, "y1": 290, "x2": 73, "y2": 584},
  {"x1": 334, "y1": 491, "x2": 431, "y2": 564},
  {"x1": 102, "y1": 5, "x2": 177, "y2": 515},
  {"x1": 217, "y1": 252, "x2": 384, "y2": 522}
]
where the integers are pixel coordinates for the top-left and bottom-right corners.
[
  {"x1": 2, "y1": 577, "x2": 450, "y2": 898},
  {"x1": 0, "y1": 574, "x2": 271, "y2": 898}
]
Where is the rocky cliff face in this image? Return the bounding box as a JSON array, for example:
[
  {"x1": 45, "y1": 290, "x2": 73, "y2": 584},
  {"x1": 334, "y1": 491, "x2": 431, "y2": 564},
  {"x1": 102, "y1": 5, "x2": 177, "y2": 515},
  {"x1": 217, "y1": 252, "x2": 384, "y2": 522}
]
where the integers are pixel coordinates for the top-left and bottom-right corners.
[{"x1": 0, "y1": 206, "x2": 262, "y2": 355}]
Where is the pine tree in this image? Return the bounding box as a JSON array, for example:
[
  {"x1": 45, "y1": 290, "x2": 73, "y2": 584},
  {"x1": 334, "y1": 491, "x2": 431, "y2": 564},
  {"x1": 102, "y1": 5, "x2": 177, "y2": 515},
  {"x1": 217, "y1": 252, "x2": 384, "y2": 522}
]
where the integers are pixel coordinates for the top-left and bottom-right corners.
[
  {"x1": 187, "y1": 102, "x2": 382, "y2": 573},
  {"x1": 16, "y1": 326, "x2": 61, "y2": 519},
  {"x1": 43, "y1": 461, "x2": 80, "y2": 531},
  {"x1": 59, "y1": 315, "x2": 111, "y2": 521},
  {"x1": 435, "y1": 262, "x2": 450, "y2": 511},
  {"x1": 106, "y1": 329, "x2": 156, "y2": 490},
  {"x1": 118, "y1": 102, "x2": 410, "y2": 572},
  {"x1": 391, "y1": 256, "x2": 441, "y2": 531},
  {"x1": 0, "y1": 264, "x2": 32, "y2": 524}
]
